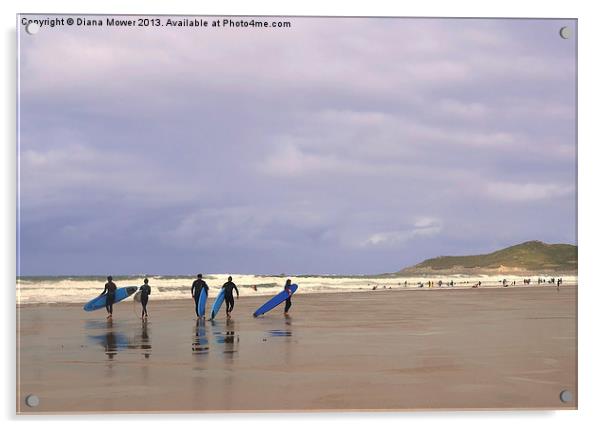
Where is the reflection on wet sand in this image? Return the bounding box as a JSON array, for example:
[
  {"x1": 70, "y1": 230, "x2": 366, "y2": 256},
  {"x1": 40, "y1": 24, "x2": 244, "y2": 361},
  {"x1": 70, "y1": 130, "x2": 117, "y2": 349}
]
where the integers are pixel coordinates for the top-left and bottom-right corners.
[
  {"x1": 86, "y1": 319, "x2": 152, "y2": 359},
  {"x1": 134, "y1": 320, "x2": 152, "y2": 359},
  {"x1": 268, "y1": 315, "x2": 293, "y2": 337},
  {"x1": 87, "y1": 320, "x2": 128, "y2": 360},
  {"x1": 192, "y1": 318, "x2": 209, "y2": 355},
  {"x1": 212, "y1": 319, "x2": 239, "y2": 357},
  {"x1": 264, "y1": 317, "x2": 294, "y2": 368},
  {"x1": 268, "y1": 329, "x2": 292, "y2": 337}
]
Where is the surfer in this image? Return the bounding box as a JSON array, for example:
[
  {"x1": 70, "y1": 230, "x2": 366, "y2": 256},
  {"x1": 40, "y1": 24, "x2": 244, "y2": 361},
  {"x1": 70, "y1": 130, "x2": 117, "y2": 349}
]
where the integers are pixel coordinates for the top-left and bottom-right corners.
[
  {"x1": 284, "y1": 279, "x2": 293, "y2": 315},
  {"x1": 140, "y1": 278, "x2": 151, "y2": 319},
  {"x1": 222, "y1": 276, "x2": 239, "y2": 319},
  {"x1": 102, "y1": 276, "x2": 117, "y2": 319},
  {"x1": 191, "y1": 274, "x2": 209, "y2": 319}
]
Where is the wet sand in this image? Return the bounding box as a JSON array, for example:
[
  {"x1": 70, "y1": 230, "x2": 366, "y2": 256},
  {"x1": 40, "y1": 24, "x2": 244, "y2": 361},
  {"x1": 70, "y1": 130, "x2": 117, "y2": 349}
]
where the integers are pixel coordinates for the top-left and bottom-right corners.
[{"x1": 16, "y1": 286, "x2": 577, "y2": 413}]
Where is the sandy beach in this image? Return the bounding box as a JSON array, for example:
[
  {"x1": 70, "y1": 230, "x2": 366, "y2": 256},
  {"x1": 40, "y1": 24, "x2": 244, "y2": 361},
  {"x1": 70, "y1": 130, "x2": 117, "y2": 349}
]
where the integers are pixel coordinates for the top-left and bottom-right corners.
[{"x1": 16, "y1": 285, "x2": 577, "y2": 413}]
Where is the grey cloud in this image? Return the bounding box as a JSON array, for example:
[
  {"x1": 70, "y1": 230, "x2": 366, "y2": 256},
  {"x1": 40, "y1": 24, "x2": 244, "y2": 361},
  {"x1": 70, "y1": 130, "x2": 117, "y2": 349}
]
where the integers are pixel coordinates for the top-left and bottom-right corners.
[{"x1": 18, "y1": 17, "x2": 577, "y2": 275}]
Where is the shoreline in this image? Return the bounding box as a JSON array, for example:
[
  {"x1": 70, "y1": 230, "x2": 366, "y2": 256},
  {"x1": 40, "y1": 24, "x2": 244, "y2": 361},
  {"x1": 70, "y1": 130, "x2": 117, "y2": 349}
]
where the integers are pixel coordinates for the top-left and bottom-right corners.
[
  {"x1": 16, "y1": 281, "x2": 577, "y2": 308},
  {"x1": 17, "y1": 272, "x2": 576, "y2": 306}
]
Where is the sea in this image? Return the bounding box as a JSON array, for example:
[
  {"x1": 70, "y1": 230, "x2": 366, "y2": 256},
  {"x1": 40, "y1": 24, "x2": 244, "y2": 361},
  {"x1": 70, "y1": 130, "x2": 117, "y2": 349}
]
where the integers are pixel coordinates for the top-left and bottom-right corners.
[{"x1": 16, "y1": 273, "x2": 578, "y2": 305}]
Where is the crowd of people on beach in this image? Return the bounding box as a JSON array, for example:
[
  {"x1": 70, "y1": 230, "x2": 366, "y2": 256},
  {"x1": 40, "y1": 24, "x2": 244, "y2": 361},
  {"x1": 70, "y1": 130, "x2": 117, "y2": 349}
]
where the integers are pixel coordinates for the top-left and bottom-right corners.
[
  {"x1": 372, "y1": 277, "x2": 564, "y2": 290},
  {"x1": 99, "y1": 274, "x2": 295, "y2": 320},
  {"x1": 471, "y1": 277, "x2": 563, "y2": 289}
]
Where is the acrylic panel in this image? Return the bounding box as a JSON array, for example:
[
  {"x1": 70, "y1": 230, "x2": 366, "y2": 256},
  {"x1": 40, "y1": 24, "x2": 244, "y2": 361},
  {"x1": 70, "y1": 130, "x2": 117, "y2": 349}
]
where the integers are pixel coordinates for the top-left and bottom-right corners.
[{"x1": 16, "y1": 15, "x2": 577, "y2": 413}]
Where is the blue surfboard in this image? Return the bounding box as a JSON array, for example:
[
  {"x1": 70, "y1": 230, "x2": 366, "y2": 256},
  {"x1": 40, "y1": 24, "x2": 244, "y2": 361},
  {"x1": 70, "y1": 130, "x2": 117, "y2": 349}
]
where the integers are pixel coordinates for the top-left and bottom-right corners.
[
  {"x1": 253, "y1": 284, "x2": 298, "y2": 317},
  {"x1": 83, "y1": 286, "x2": 138, "y2": 312},
  {"x1": 197, "y1": 287, "x2": 208, "y2": 318},
  {"x1": 210, "y1": 288, "x2": 226, "y2": 320}
]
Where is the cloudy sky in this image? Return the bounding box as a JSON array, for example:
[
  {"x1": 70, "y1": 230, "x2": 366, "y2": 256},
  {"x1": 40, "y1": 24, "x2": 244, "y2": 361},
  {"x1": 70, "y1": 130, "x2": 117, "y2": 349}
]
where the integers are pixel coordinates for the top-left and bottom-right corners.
[{"x1": 18, "y1": 17, "x2": 576, "y2": 276}]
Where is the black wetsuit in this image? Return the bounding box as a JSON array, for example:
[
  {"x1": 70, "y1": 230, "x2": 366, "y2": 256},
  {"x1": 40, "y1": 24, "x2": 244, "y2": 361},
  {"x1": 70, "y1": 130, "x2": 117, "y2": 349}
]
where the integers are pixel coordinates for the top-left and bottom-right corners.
[
  {"x1": 222, "y1": 281, "x2": 239, "y2": 313},
  {"x1": 191, "y1": 279, "x2": 209, "y2": 317},
  {"x1": 284, "y1": 284, "x2": 293, "y2": 313},
  {"x1": 104, "y1": 281, "x2": 117, "y2": 314},
  {"x1": 140, "y1": 284, "x2": 151, "y2": 317}
]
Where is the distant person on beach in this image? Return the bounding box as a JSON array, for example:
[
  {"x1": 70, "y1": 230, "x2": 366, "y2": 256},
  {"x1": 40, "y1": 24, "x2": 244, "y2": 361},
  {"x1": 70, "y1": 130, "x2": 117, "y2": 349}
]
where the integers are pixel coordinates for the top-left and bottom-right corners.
[
  {"x1": 284, "y1": 279, "x2": 293, "y2": 315},
  {"x1": 222, "y1": 276, "x2": 239, "y2": 319},
  {"x1": 140, "y1": 278, "x2": 151, "y2": 319},
  {"x1": 191, "y1": 274, "x2": 209, "y2": 319},
  {"x1": 102, "y1": 276, "x2": 117, "y2": 319}
]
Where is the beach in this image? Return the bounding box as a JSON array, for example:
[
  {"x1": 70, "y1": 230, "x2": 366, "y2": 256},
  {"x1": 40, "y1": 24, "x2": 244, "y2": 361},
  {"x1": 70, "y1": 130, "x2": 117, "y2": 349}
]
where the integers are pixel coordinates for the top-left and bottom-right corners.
[{"x1": 17, "y1": 285, "x2": 577, "y2": 413}]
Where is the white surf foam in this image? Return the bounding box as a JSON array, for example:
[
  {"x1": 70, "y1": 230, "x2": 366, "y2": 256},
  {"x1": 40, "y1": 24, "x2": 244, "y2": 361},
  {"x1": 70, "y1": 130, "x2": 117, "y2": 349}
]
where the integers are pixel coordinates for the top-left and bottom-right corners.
[{"x1": 16, "y1": 273, "x2": 577, "y2": 305}]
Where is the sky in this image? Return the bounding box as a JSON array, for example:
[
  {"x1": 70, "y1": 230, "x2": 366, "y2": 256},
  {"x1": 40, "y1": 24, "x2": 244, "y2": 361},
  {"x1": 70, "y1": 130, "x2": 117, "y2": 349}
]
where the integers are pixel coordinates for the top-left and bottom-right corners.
[{"x1": 17, "y1": 17, "x2": 577, "y2": 276}]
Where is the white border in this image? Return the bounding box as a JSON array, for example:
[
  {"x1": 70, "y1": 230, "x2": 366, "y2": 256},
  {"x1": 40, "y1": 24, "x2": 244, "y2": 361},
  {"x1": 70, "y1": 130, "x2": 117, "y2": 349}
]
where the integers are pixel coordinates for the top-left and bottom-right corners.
[{"x1": 3, "y1": 1, "x2": 601, "y2": 428}]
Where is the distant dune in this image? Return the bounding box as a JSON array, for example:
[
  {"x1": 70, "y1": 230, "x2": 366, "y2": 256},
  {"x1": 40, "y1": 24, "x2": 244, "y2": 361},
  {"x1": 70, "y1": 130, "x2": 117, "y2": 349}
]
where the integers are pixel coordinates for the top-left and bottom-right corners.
[{"x1": 396, "y1": 241, "x2": 577, "y2": 276}]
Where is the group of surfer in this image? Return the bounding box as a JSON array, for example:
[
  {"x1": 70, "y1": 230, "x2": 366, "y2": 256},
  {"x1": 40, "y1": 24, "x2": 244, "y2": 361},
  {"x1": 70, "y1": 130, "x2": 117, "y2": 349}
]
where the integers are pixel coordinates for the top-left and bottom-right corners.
[
  {"x1": 99, "y1": 275, "x2": 294, "y2": 320},
  {"x1": 191, "y1": 274, "x2": 241, "y2": 319}
]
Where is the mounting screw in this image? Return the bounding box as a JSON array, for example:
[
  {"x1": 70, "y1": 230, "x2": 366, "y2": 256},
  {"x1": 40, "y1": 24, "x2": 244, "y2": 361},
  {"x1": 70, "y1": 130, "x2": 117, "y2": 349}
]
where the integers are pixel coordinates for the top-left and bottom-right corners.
[
  {"x1": 559, "y1": 390, "x2": 573, "y2": 403},
  {"x1": 25, "y1": 394, "x2": 39, "y2": 407},
  {"x1": 559, "y1": 27, "x2": 571, "y2": 39},
  {"x1": 25, "y1": 22, "x2": 40, "y2": 35}
]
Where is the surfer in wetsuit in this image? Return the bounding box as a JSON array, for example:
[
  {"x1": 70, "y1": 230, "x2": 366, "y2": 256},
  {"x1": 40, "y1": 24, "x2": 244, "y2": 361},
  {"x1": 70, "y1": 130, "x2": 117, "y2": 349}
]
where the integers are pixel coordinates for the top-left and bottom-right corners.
[
  {"x1": 222, "y1": 276, "x2": 239, "y2": 319},
  {"x1": 140, "y1": 278, "x2": 151, "y2": 319},
  {"x1": 284, "y1": 279, "x2": 293, "y2": 316},
  {"x1": 102, "y1": 276, "x2": 117, "y2": 319},
  {"x1": 191, "y1": 274, "x2": 209, "y2": 319}
]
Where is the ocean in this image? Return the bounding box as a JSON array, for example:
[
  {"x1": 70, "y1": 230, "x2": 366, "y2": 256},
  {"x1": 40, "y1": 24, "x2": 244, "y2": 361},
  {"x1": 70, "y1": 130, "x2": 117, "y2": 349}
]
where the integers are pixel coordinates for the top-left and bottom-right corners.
[{"x1": 16, "y1": 273, "x2": 577, "y2": 305}]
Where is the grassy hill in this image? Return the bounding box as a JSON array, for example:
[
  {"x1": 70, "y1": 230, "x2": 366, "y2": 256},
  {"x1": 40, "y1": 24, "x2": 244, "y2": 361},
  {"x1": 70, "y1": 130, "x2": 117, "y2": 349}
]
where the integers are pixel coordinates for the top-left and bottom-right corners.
[{"x1": 398, "y1": 241, "x2": 577, "y2": 275}]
